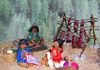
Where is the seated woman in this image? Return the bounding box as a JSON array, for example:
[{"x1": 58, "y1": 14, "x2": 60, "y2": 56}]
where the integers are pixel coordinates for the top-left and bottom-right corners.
[
  {"x1": 45, "y1": 41, "x2": 63, "y2": 68},
  {"x1": 16, "y1": 39, "x2": 40, "y2": 68},
  {"x1": 50, "y1": 46, "x2": 62, "y2": 62},
  {"x1": 27, "y1": 25, "x2": 44, "y2": 46},
  {"x1": 27, "y1": 25, "x2": 48, "y2": 51}
]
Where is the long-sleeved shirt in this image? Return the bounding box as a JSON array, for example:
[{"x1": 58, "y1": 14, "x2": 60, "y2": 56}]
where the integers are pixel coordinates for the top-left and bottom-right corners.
[
  {"x1": 27, "y1": 32, "x2": 41, "y2": 43},
  {"x1": 16, "y1": 47, "x2": 30, "y2": 63}
]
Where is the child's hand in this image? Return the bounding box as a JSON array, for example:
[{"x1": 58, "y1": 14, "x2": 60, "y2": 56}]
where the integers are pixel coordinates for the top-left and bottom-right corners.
[
  {"x1": 25, "y1": 52, "x2": 30, "y2": 57},
  {"x1": 35, "y1": 42, "x2": 39, "y2": 46}
]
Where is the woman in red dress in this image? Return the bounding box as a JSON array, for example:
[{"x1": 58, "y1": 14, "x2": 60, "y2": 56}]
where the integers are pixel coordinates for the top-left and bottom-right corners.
[{"x1": 50, "y1": 41, "x2": 63, "y2": 62}]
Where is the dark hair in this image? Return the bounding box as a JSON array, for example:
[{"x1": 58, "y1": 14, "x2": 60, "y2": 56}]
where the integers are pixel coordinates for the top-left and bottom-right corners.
[
  {"x1": 48, "y1": 49, "x2": 52, "y2": 52},
  {"x1": 18, "y1": 39, "x2": 29, "y2": 46},
  {"x1": 56, "y1": 38, "x2": 64, "y2": 48},
  {"x1": 52, "y1": 46, "x2": 55, "y2": 48},
  {"x1": 28, "y1": 26, "x2": 39, "y2": 32}
]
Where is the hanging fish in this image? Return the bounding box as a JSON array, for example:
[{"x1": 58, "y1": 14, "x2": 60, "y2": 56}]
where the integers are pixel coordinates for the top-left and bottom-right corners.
[
  {"x1": 80, "y1": 19, "x2": 85, "y2": 27},
  {"x1": 72, "y1": 34, "x2": 78, "y2": 48},
  {"x1": 74, "y1": 20, "x2": 79, "y2": 33},
  {"x1": 68, "y1": 17, "x2": 72, "y2": 25},
  {"x1": 77, "y1": 35, "x2": 82, "y2": 48}
]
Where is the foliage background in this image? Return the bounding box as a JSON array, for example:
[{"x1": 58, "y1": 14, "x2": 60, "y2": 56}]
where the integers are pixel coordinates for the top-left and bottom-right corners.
[{"x1": 0, "y1": 0, "x2": 100, "y2": 45}]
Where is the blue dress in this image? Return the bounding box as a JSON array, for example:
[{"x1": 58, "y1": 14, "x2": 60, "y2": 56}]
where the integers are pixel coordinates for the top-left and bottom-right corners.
[{"x1": 16, "y1": 47, "x2": 30, "y2": 63}]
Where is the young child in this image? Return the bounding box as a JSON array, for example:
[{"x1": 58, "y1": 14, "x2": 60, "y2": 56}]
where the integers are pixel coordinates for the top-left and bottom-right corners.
[{"x1": 16, "y1": 39, "x2": 40, "y2": 67}]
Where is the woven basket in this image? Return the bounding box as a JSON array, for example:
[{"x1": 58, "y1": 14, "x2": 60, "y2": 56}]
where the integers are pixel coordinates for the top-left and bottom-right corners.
[
  {"x1": 3, "y1": 48, "x2": 16, "y2": 63},
  {"x1": 3, "y1": 53, "x2": 16, "y2": 63}
]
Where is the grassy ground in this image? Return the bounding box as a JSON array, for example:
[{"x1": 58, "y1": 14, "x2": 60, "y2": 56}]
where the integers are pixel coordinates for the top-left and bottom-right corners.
[{"x1": 0, "y1": 42, "x2": 100, "y2": 70}]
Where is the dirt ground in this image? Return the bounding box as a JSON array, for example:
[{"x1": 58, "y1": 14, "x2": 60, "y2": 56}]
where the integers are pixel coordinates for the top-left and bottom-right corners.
[{"x1": 0, "y1": 42, "x2": 100, "y2": 70}]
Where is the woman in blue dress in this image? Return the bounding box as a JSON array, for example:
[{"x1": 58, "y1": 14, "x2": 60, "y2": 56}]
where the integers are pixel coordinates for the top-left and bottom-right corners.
[{"x1": 16, "y1": 39, "x2": 40, "y2": 67}]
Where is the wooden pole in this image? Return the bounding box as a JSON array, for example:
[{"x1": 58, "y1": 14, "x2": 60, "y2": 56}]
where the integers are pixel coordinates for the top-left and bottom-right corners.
[{"x1": 79, "y1": 44, "x2": 86, "y2": 57}]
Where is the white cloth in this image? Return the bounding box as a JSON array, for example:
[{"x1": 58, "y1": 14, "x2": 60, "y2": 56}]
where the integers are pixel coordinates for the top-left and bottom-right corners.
[
  {"x1": 26, "y1": 55, "x2": 39, "y2": 65},
  {"x1": 46, "y1": 52, "x2": 54, "y2": 68}
]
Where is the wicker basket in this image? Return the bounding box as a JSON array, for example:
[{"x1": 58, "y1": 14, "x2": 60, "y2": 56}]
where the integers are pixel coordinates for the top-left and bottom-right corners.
[{"x1": 3, "y1": 48, "x2": 16, "y2": 63}]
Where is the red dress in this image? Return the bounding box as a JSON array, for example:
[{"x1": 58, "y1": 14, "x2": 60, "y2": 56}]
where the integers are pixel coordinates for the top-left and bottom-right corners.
[{"x1": 51, "y1": 47, "x2": 62, "y2": 62}]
